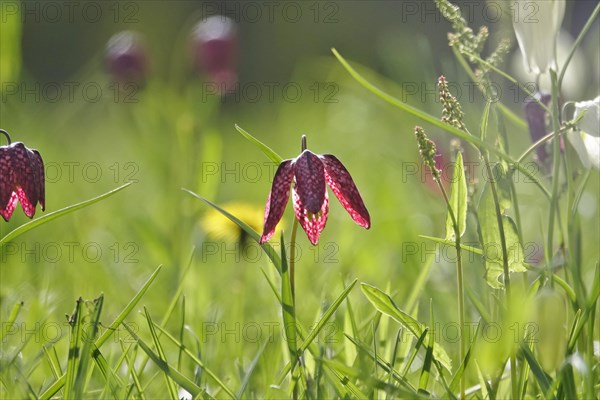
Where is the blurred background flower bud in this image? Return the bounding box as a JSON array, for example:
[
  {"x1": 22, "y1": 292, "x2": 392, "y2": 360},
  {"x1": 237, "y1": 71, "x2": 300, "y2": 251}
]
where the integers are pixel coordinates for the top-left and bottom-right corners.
[
  {"x1": 105, "y1": 31, "x2": 148, "y2": 86},
  {"x1": 191, "y1": 16, "x2": 238, "y2": 94},
  {"x1": 524, "y1": 92, "x2": 552, "y2": 168}
]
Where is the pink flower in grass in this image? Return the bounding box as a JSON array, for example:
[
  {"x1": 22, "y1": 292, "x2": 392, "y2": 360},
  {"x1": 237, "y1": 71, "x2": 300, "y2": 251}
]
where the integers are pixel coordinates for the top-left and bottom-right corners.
[
  {"x1": 0, "y1": 130, "x2": 45, "y2": 222},
  {"x1": 260, "y1": 149, "x2": 370, "y2": 245}
]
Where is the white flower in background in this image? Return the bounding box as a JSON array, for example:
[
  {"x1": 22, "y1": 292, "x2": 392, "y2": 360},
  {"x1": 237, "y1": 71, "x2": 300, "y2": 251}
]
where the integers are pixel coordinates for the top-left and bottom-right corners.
[
  {"x1": 512, "y1": 0, "x2": 566, "y2": 74},
  {"x1": 568, "y1": 96, "x2": 600, "y2": 169}
]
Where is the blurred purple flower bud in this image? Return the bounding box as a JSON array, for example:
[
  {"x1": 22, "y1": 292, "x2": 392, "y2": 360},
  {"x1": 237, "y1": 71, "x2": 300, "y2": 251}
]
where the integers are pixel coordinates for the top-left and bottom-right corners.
[
  {"x1": 524, "y1": 92, "x2": 552, "y2": 165},
  {"x1": 191, "y1": 16, "x2": 238, "y2": 93},
  {"x1": 105, "y1": 31, "x2": 148, "y2": 85}
]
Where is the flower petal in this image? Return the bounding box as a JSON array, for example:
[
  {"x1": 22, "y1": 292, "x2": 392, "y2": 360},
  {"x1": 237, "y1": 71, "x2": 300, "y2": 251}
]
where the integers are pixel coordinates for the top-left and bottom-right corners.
[
  {"x1": 17, "y1": 186, "x2": 35, "y2": 217},
  {"x1": 568, "y1": 130, "x2": 592, "y2": 169},
  {"x1": 10, "y1": 143, "x2": 40, "y2": 214},
  {"x1": 293, "y1": 150, "x2": 326, "y2": 214},
  {"x1": 321, "y1": 154, "x2": 370, "y2": 229},
  {"x1": 31, "y1": 149, "x2": 45, "y2": 210},
  {"x1": 0, "y1": 191, "x2": 17, "y2": 222},
  {"x1": 293, "y1": 184, "x2": 328, "y2": 245},
  {"x1": 582, "y1": 134, "x2": 600, "y2": 170},
  {"x1": 0, "y1": 146, "x2": 15, "y2": 212},
  {"x1": 260, "y1": 159, "x2": 294, "y2": 244},
  {"x1": 574, "y1": 96, "x2": 600, "y2": 137}
]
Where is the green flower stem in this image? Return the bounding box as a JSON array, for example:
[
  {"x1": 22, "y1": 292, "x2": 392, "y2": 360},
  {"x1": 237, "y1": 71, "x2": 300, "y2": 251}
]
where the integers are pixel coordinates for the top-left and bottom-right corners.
[
  {"x1": 547, "y1": 70, "x2": 562, "y2": 270},
  {"x1": 559, "y1": 3, "x2": 600, "y2": 89},
  {"x1": 289, "y1": 218, "x2": 299, "y2": 302},
  {"x1": 481, "y1": 150, "x2": 517, "y2": 400},
  {"x1": 0, "y1": 129, "x2": 11, "y2": 144},
  {"x1": 516, "y1": 130, "x2": 558, "y2": 163},
  {"x1": 436, "y1": 178, "x2": 466, "y2": 399}
]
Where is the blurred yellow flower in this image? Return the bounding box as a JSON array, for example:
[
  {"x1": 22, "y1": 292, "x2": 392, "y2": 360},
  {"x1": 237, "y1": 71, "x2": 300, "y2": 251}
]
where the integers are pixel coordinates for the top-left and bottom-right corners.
[{"x1": 200, "y1": 201, "x2": 283, "y2": 244}]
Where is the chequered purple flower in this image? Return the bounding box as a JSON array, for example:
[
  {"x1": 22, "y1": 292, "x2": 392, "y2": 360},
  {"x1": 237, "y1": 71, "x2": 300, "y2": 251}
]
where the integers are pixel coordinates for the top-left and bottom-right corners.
[
  {"x1": 260, "y1": 150, "x2": 370, "y2": 245},
  {"x1": 0, "y1": 131, "x2": 45, "y2": 222}
]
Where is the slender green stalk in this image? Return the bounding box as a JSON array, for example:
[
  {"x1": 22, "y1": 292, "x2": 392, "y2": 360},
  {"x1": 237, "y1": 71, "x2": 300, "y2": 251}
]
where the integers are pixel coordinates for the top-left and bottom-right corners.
[
  {"x1": 559, "y1": 3, "x2": 600, "y2": 88},
  {"x1": 0, "y1": 129, "x2": 11, "y2": 144},
  {"x1": 436, "y1": 179, "x2": 465, "y2": 399},
  {"x1": 289, "y1": 218, "x2": 299, "y2": 302},
  {"x1": 547, "y1": 70, "x2": 562, "y2": 267},
  {"x1": 481, "y1": 152, "x2": 517, "y2": 400}
]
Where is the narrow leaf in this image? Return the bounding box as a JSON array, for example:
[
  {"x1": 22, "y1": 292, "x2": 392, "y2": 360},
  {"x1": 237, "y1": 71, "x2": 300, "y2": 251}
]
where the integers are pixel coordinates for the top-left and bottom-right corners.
[
  {"x1": 235, "y1": 124, "x2": 283, "y2": 164},
  {"x1": 39, "y1": 265, "x2": 162, "y2": 400},
  {"x1": 121, "y1": 322, "x2": 204, "y2": 398},
  {"x1": 445, "y1": 151, "x2": 468, "y2": 240},
  {"x1": 361, "y1": 284, "x2": 452, "y2": 371},
  {"x1": 279, "y1": 232, "x2": 298, "y2": 375},
  {"x1": 0, "y1": 182, "x2": 132, "y2": 245},
  {"x1": 184, "y1": 189, "x2": 282, "y2": 274},
  {"x1": 478, "y1": 186, "x2": 527, "y2": 288}
]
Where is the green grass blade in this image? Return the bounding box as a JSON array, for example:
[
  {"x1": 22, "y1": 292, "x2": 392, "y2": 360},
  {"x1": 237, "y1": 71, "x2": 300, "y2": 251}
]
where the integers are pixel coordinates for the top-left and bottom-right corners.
[
  {"x1": 331, "y1": 48, "x2": 508, "y2": 158},
  {"x1": 122, "y1": 321, "x2": 204, "y2": 398},
  {"x1": 236, "y1": 339, "x2": 269, "y2": 399},
  {"x1": 136, "y1": 249, "x2": 196, "y2": 377},
  {"x1": 519, "y1": 343, "x2": 553, "y2": 395},
  {"x1": 98, "y1": 264, "x2": 162, "y2": 348},
  {"x1": 235, "y1": 124, "x2": 283, "y2": 164},
  {"x1": 63, "y1": 298, "x2": 84, "y2": 399},
  {"x1": 401, "y1": 329, "x2": 428, "y2": 378},
  {"x1": 0, "y1": 301, "x2": 23, "y2": 343},
  {"x1": 418, "y1": 302, "x2": 435, "y2": 392},
  {"x1": 418, "y1": 235, "x2": 483, "y2": 255},
  {"x1": 0, "y1": 182, "x2": 132, "y2": 245},
  {"x1": 120, "y1": 341, "x2": 146, "y2": 400},
  {"x1": 344, "y1": 334, "x2": 417, "y2": 393},
  {"x1": 300, "y1": 280, "x2": 357, "y2": 354},
  {"x1": 143, "y1": 308, "x2": 179, "y2": 399},
  {"x1": 450, "y1": 320, "x2": 482, "y2": 392},
  {"x1": 325, "y1": 366, "x2": 369, "y2": 400},
  {"x1": 152, "y1": 323, "x2": 237, "y2": 399},
  {"x1": 38, "y1": 265, "x2": 162, "y2": 400},
  {"x1": 279, "y1": 231, "x2": 299, "y2": 391},
  {"x1": 480, "y1": 101, "x2": 492, "y2": 142},
  {"x1": 43, "y1": 345, "x2": 62, "y2": 380},
  {"x1": 92, "y1": 345, "x2": 125, "y2": 398},
  {"x1": 361, "y1": 283, "x2": 452, "y2": 371},
  {"x1": 184, "y1": 189, "x2": 282, "y2": 274},
  {"x1": 74, "y1": 294, "x2": 104, "y2": 398},
  {"x1": 276, "y1": 280, "x2": 358, "y2": 383}
]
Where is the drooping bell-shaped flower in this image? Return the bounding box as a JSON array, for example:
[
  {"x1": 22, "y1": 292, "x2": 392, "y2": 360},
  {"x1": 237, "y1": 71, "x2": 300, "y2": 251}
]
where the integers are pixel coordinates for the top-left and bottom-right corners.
[
  {"x1": 191, "y1": 15, "x2": 237, "y2": 93},
  {"x1": 0, "y1": 130, "x2": 45, "y2": 221},
  {"x1": 568, "y1": 96, "x2": 600, "y2": 169},
  {"x1": 260, "y1": 143, "x2": 370, "y2": 246},
  {"x1": 105, "y1": 31, "x2": 149, "y2": 85},
  {"x1": 512, "y1": 0, "x2": 566, "y2": 74}
]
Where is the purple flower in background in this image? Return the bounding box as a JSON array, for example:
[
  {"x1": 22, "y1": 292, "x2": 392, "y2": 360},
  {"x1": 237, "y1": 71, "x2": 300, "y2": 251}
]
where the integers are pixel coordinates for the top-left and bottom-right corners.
[
  {"x1": 260, "y1": 149, "x2": 370, "y2": 246},
  {"x1": 0, "y1": 130, "x2": 45, "y2": 222},
  {"x1": 191, "y1": 16, "x2": 238, "y2": 93},
  {"x1": 524, "y1": 92, "x2": 552, "y2": 165},
  {"x1": 105, "y1": 31, "x2": 148, "y2": 85}
]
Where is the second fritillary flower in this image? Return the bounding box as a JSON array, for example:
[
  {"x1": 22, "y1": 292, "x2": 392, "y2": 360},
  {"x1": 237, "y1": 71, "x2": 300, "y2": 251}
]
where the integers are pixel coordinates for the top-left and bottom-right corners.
[
  {"x1": 260, "y1": 147, "x2": 370, "y2": 246},
  {"x1": 0, "y1": 130, "x2": 45, "y2": 222}
]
